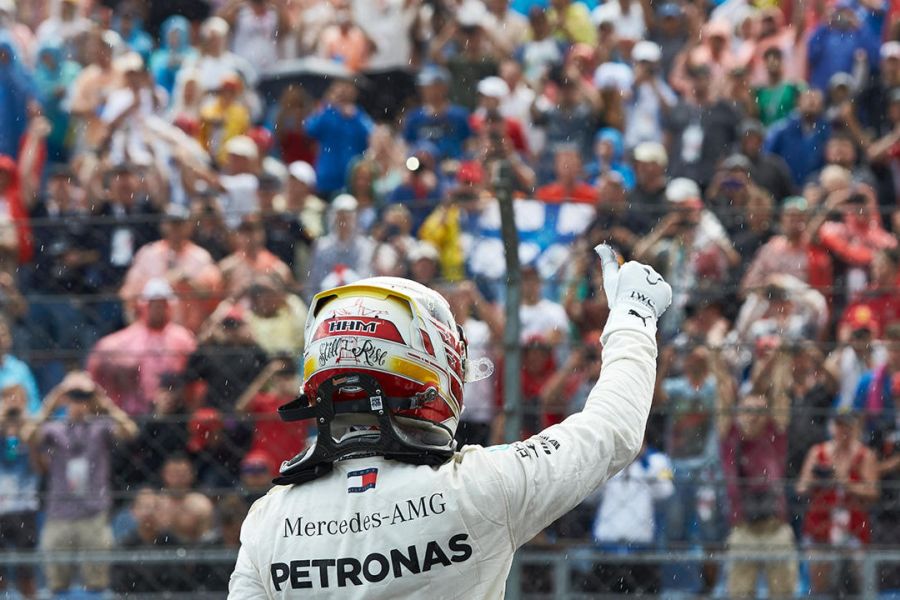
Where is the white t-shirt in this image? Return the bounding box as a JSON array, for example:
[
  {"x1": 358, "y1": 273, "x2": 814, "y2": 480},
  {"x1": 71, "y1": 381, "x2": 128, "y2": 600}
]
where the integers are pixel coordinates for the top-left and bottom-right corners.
[
  {"x1": 219, "y1": 173, "x2": 260, "y2": 228},
  {"x1": 352, "y1": 0, "x2": 417, "y2": 71},
  {"x1": 232, "y1": 5, "x2": 281, "y2": 74},
  {"x1": 591, "y1": 0, "x2": 647, "y2": 40},
  {"x1": 520, "y1": 299, "x2": 569, "y2": 343},
  {"x1": 593, "y1": 450, "x2": 674, "y2": 544}
]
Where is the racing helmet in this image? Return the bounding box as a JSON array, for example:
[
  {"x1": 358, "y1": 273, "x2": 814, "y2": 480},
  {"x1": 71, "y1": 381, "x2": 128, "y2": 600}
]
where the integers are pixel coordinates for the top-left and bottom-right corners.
[{"x1": 274, "y1": 277, "x2": 493, "y2": 485}]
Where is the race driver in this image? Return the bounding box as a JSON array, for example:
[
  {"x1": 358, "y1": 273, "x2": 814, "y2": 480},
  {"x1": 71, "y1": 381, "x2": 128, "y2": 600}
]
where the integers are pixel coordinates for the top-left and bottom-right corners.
[{"x1": 229, "y1": 244, "x2": 672, "y2": 599}]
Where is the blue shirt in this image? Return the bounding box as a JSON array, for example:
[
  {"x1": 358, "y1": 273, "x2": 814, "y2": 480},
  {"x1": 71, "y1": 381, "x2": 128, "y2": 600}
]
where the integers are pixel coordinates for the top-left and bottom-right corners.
[
  {"x1": 764, "y1": 115, "x2": 831, "y2": 186},
  {"x1": 663, "y1": 375, "x2": 720, "y2": 470},
  {"x1": 0, "y1": 355, "x2": 41, "y2": 415},
  {"x1": 807, "y1": 14, "x2": 883, "y2": 91},
  {"x1": 0, "y1": 432, "x2": 38, "y2": 514},
  {"x1": 305, "y1": 105, "x2": 374, "y2": 194},
  {"x1": 403, "y1": 106, "x2": 472, "y2": 160}
]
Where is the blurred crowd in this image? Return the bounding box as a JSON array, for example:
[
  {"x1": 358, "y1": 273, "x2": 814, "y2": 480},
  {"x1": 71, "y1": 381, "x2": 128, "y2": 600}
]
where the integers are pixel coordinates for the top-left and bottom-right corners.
[{"x1": 0, "y1": 0, "x2": 898, "y2": 596}]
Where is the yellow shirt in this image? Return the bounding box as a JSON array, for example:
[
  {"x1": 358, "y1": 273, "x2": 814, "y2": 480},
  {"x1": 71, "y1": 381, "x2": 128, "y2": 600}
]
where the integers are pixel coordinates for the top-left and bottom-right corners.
[
  {"x1": 547, "y1": 4, "x2": 597, "y2": 46},
  {"x1": 199, "y1": 99, "x2": 251, "y2": 163}
]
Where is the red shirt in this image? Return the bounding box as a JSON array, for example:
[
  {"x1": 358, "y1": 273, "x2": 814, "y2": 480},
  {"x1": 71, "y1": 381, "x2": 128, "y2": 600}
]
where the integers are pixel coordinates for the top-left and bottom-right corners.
[
  {"x1": 248, "y1": 392, "x2": 307, "y2": 473},
  {"x1": 535, "y1": 182, "x2": 598, "y2": 204},
  {"x1": 803, "y1": 443, "x2": 871, "y2": 545}
]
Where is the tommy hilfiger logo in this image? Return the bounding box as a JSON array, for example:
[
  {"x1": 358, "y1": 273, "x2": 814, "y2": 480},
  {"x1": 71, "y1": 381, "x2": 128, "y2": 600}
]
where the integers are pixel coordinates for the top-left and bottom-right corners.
[{"x1": 347, "y1": 468, "x2": 378, "y2": 493}]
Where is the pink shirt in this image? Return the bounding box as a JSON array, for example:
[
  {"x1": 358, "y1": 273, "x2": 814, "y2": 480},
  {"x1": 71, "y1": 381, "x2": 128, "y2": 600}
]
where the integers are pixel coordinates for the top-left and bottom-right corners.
[
  {"x1": 120, "y1": 241, "x2": 223, "y2": 332},
  {"x1": 87, "y1": 320, "x2": 197, "y2": 416}
]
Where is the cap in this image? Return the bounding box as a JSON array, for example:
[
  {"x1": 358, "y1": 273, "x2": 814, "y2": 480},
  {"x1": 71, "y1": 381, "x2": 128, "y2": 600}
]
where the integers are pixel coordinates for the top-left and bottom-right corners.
[
  {"x1": 457, "y1": 0, "x2": 487, "y2": 27},
  {"x1": 591, "y1": 8, "x2": 616, "y2": 26},
  {"x1": 844, "y1": 304, "x2": 878, "y2": 333},
  {"x1": 881, "y1": 41, "x2": 900, "y2": 60},
  {"x1": 739, "y1": 119, "x2": 765, "y2": 137},
  {"x1": 658, "y1": 3, "x2": 683, "y2": 17},
  {"x1": 408, "y1": 241, "x2": 440, "y2": 263},
  {"x1": 332, "y1": 194, "x2": 358, "y2": 212},
  {"x1": 223, "y1": 135, "x2": 259, "y2": 160},
  {"x1": 721, "y1": 153, "x2": 752, "y2": 171},
  {"x1": 632, "y1": 41, "x2": 662, "y2": 63},
  {"x1": 477, "y1": 76, "x2": 510, "y2": 99},
  {"x1": 141, "y1": 278, "x2": 175, "y2": 301},
  {"x1": 219, "y1": 72, "x2": 243, "y2": 92},
  {"x1": 666, "y1": 177, "x2": 703, "y2": 206},
  {"x1": 114, "y1": 52, "x2": 144, "y2": 73},
  {"x1": 457, "y1": 161, "x2": 485, "y2": 185},
  {"x1": 288, "y1": 161, "x2": 316, "y2": 187},
  {"x1": 832, "y1": 405, "x2": 860, "y2": 423},
  {"x1": 241, "y1": 451, "x2": 273, "y2": 474},
  {"x1": 782, "y1": 195, "x2": 809, "y2": 212},
  {"x1": 417, "y1": 66, "x2": 451, "y2": 87},
  {"x1": 164, "y1": 203, "x2": 191, "y2": 221},
  {"x1": 828, "y1": 71, "x2": 854, "y2": 90},
  {"x1": 187, "y1": 407, "x2": 223, "y2": 453},
  {"x1": 593, "y1": 62, "x2": 634, "y2": 91},
  {"x1": 633, "y1": 141, "x2": 668, "y2": 166}
]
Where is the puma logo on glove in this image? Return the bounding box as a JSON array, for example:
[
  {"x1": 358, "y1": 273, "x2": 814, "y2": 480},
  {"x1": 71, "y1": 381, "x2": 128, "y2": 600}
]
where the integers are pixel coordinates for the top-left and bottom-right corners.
[
  {"x1": 627, "y1": 309, "x2": 651, "y2": 327},
  {"x1": 595, "y1": 244, "x2": 673, "y2": 325}
]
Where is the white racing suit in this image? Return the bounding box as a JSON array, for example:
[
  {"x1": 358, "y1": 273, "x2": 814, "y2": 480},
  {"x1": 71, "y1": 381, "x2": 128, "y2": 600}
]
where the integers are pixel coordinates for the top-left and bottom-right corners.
[{"x1": 228, "y1": 317, "x2": 658, "y2": 599}]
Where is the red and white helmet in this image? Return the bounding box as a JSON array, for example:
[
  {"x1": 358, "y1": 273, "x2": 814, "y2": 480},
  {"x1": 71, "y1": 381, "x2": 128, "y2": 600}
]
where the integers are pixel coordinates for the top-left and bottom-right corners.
[{"x1": 275, "y1": 277, "x2": 493, "y2": 483}]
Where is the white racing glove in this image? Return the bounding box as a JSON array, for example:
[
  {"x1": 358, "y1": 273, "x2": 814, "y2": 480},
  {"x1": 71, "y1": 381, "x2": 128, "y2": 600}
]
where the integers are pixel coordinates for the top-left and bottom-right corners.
[{"x1": 594, "y1": 244, "x2": 672, "y2": 343}]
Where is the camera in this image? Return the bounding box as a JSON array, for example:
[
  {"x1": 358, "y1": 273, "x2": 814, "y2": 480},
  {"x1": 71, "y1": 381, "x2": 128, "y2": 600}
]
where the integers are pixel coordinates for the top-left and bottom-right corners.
[{"x1": 812, "y1": 464, "x2": 835, "y2": 480}]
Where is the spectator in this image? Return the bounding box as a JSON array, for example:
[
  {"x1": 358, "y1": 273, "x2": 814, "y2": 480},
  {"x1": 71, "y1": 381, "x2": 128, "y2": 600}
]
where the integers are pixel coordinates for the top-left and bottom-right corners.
[
  {"x1": 853, "y1": 325, "x2": 900, "y2": 588},
  {"x1": 519, "y1": 263, "x2": 569, "y2": 346},
  {"x1": 149, "y1": 16, "x2": 196, "y2": 96},
  {"x1": 753, "y1": 46, "x2": 803, "y2": 126},
  {"x1": 33, "y1": 42, "x2": 80, "y2": 162},
  {"x1": 304, "y1": 78, "x2": 373, "y2": 196},
  {"x1": 0, "y1": 316, "x2": 40, "y2": 414},
  {"x1": 0, "y1": 384, "x2": 38, "y2": 599},
  {"x1": 112, "y1": 488, "x2": 178, "y2": 595},
  {"x1": 243, "y1": 274, "x2": 307, "y2": 357},
  {"x1": 627, "y1": 141, "x2": 669, "y2": 225},
  {"x1": 219, "y1": 0, "x2": 290, "y2": 76},
  {"x1": 471, "y1": 76, "x2": 530, "y2": 158},
  {"x1": 238, "y1": 451, "x2": 274, "y2": 504},
  {"x1": 285, "y1": 160, "x2": 326, "y2": 241},
  {"x1": 518, "y1": 7, "x2": 566, "y2": 84},
  {"x1": 23, "y1": 371, "x2": 137, "y2": 596},
  {"x1": 199, "y1": 74, "x2": 252, "y2": 164},
  {"x1": 317, "y1": 5, "x2": 371, "y2": 73},
  {"x1": 765, "y1": 88, "x2": 831, "y2": 187},
  {"x1": 860, "y1": 41, "x2": 900, "y2": 135},
  {"x1": 219, "y1": 214, "x2": 293, "y2": 299},
  {"x1": 655, "y1": 342, "x2": 734, "y2": 593},
  {"x1": 720, "y1": 392, "x2": 798, "y2": 598},
  {"x1": 626, "y1": 40, "x2": 677, "y2": 149},
  {"x1": 87, "y1": 278, "x2": 197, "y2": 416},
  {"x1": 0, "y1": 36, "x2": 36, "y2": 160},
  {"x1": 305, "y1": 195, "x2": 375, "y2": 300},
  {"x1": 839, "y1": 249, "x2": 900, "y2": 339},
  {"x1": 634, "y1": 178, "x2": 738, "y2": 339},
  {"x1": 589, "y1": 442, "x2": 673, "y2": 595},
  {"x1": 670, "y1": 20, "x2": 738, "y2": 100},
  {"x1": 170, "y1": 491, "x2": 215, "y2": 545},
  {"x1": 738, "y1": 119, "x2": 795, "y2": 202},
  {"x1": 536, "y1": 144, "x2": 598, "y2": 203},
  {"x1": 404, "y1": 67, "x2": 472, "y2": 161},
  {"x1": 120, "y1": 204, "x2": 223, "y2": 334},
  {"x1": 648, "y1": 3, "x2": 688, "y2": 78},
  {"x1": 742, "y1": 196, "x2": 834, "y2": 298},
  {"x1": 547, "y1": 0, "x2": 597, "y2": 45},
  {"x1": 816, "y1": 189, "x2": 897, "y2": 275},
  {"x1": 797, "y1": 408, "x2": 879, "y2": 595},
  {"x1": 344, "y1": 157, "x2": 382, "y2": 233},
  {"x1": 186, "y1": 17, "x2": 256, "y2": 94},
  {"x1": 186, "y1": 304, "x2": 268, "y2": 409},
  {"x1": 585, "y1": 128, "x2": 635, "y2": 189},
  {"x1": 34, "y1": 0, "x2": 91, "y2": 60},
  {"x1": 121, "y1": 372, "x2": 189, "y2": 487},
  {"x1": 664, "y1": 63, "x2": 740, "y2": 188},
  {"x1": 271, "y1": 86, "x2": 317, "y2": 166},
  {"x1": 186, "y1": 407, "x2": 250, "y2": 489},
  {"x1": 806, "y1": 1, "x2": 881, "y2": 92},
  {"x1": 236, "y1": 355, "x2": 306, "y2": 475},
  {"x1": 68, "y1": 32, "x2": 120, "y2": 150}
]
